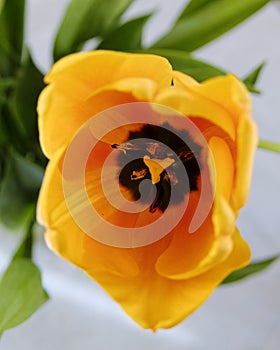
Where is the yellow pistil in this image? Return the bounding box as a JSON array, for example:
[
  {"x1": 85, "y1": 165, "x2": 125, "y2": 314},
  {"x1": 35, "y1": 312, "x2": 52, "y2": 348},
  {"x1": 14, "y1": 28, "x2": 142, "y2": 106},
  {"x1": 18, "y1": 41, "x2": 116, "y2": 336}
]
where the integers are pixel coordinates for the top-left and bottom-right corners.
[{"x1": 143, "y1": 155, "x2": 175, "y2": 184}]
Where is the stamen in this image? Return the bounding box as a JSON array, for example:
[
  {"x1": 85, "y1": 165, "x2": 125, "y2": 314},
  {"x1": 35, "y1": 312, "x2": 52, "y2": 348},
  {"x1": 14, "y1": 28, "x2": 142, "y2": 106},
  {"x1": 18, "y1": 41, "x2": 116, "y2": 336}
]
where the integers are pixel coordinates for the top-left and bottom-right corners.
[
  {"x1": 115, "y1": 123, "x2": 202, "y2": 213},
  {"x1": 111, "y1": 143, "x2": 142, "y2": 154},
  {"x1": 131, "y1": 168, "x2": 148, "y2": 181},
  {"x1": 178, "y1": 150, "x2": 194, "y2": 161}
]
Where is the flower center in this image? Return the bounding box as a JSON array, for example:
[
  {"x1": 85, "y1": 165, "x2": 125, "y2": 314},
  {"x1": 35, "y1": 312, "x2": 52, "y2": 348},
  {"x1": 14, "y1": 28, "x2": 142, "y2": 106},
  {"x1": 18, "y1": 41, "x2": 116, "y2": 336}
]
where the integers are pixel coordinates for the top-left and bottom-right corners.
[{"x1": 112, "y1": 123, "x2": 201, "y2": 213}]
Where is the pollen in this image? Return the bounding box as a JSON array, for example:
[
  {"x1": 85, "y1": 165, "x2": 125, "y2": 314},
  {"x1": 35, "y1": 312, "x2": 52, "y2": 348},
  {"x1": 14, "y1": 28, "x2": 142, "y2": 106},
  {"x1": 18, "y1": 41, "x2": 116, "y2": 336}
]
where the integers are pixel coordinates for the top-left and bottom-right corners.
[{"x1": 131, "y1": 168, "x2": 148, "y2": 181}]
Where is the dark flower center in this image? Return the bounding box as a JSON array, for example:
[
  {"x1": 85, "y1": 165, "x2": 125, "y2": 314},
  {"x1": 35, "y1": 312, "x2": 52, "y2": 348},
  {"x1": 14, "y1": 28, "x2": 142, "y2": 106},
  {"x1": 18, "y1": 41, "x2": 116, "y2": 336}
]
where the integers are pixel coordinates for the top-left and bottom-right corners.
[{"x1": 112, "y1": 123, "x2": 201, "y2": 213}]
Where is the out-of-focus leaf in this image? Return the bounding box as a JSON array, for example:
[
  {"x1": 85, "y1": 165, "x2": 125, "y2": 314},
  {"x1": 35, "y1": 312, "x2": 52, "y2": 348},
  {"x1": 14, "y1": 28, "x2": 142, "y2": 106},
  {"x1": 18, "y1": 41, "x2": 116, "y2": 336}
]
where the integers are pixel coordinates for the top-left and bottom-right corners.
[
  {"x1": 12, "y1": 51, "x2": 45, "y2": 142},
  {"x1": 177, "y1": 0, "x2": 211, "y2": 19},
  {"x1": 221, "y1": 255, "x2": 280, "y2": 284},
  {"x1": 258, "y1": 140, "x2": 280, "y2": 153},
  {"x1": 0, "y1": 258, "x2": 49, "y2": 333},
  {"x1": 0, "y1": 52, "x2": 46, "y2": 165},
  {"x1": 152, "y1": 0, "x2": 270, "y2": 52},
  {"x1": 53, "y1": 0, "x2": 133, "y2": 61},
  {"x1": 0, "y1": 103, "x2": 28, "y2": 157},
  {"x1": 0, "y1": 151, "x2": 43, "y2": 229},
  {"x1": 0, "y1": 0, "x2": 6, "y2": 15},
  {"x1": 12, "y1": 208, "x2": 36, "y2": 260},
  {"x1": 98, "y1": 15, "x2": 151, "y2": 51},
  {"x1": 243, "y1": 62, "x2": 265, "y2": 94},
  {"x1": 0, "y1": 0, "x2": 25, "y2": 76},
  {"x1": 139, "y1": 48, "x2": 225, "y2": 82}
]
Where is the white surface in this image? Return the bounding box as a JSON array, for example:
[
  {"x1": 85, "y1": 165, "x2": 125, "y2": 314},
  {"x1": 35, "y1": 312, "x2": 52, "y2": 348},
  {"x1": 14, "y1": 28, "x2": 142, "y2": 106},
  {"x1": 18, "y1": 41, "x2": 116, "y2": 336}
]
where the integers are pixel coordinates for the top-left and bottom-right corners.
[{"x1": 1, "y1": 1, "x2": 280, "y2": 349}]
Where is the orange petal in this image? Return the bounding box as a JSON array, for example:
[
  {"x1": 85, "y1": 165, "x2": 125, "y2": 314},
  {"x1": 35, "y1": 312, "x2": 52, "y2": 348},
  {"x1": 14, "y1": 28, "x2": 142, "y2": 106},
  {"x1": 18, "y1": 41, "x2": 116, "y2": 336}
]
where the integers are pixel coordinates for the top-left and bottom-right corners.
[{"x1": 37, "y1": 145, "x2": 139, "y2": 278}]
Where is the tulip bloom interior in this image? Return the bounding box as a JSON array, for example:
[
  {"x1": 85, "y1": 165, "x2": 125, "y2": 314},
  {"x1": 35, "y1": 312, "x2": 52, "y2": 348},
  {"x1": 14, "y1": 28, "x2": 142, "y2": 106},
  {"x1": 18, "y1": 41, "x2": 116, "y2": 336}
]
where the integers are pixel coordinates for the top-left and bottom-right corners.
[{"x1": 37, "y1": 50, "x2": 257, "y2": 330}]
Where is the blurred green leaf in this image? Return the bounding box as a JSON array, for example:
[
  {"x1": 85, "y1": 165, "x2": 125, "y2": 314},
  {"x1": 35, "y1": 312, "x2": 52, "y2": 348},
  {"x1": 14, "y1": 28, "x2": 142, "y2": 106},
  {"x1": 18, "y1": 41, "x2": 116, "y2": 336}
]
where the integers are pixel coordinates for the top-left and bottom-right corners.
[
  {"x1": 12, "y1": 208, "x2": 36, "y2": 260},
  {"x1": 152, "y1": 0, "x2": 270, "y2": 51},
  {"x1": 12, "y1": 51, "x2": 45, "y2": 142},
  {"x1": 177, "y1": 0, "x2": 212, "y2": 19},
  {"x1": 243, "y1": 62, "x2": 265, "y2": 94},
  {"x1": 0, "y1": 0, "x2": 25, "y2": 76},
  {"x1": 0, "y1": 151, "x2": 43, "y2": 229},
  {"x1": 258, "y1": 139, "x2": 280, "y2": 153},
  {"x1": 98, "y1": 15, "x2": 151, "y2": 51},
  {"x1": 0, "y1": 0, "x2": 6, "y2": 15},
  {"x1": 53, "y1": 0, "x2": 133, "y2": 61},
  {"x1": 0, "y1": 258, "x2": 48, "y2": 333},
  {"x1": 221, "y1": 254, "x2": 280, "y2": 284},
  {"x1": 0, "y1": 54, "x2": 46, "y2": 165},
  {"x1": 0, "y1": 103, "x2": 27, "y2": 155}
]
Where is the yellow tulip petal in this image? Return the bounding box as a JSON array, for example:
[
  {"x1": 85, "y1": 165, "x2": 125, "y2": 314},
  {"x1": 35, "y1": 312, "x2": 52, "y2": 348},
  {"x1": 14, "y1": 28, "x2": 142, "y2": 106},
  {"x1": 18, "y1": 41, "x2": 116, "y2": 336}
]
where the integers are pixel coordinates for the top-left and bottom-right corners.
[
  {"x1": 38, "y1": 51, "x2": 173, "y2": 159},
  {"x1": 233, "y1": 113, "x2": 258, "y2": 210},
  {"x1": 155, "y1": 86, "x2": 236, "y2": 140},
  {"x1": 156, "y1": 194, "x2": 236, "y2": 280},
  {"x1": 45, "y1": 50, "x2": 173, "y2": 90},
  {"x1": 208, "y1": 136, "x2": 235, "y2": 201},
  {"x1": 195, "y1": 73, "x2": 252, "y2": 119},
  {"x1": 87, "y1": 228, "x2": 249, "y2": 330},
  {"x1": 155, "y1": 134, "x2": 237, "y2": 280},
  {"x1": 173, "y1": 71, "x2": 251, "y2": 122},
  {"x1": 37, "y1": 146, "x2": 139, "y2": 278},
  {"x1": 38, "y1": 77, "x2": 158, "y2": 159}
]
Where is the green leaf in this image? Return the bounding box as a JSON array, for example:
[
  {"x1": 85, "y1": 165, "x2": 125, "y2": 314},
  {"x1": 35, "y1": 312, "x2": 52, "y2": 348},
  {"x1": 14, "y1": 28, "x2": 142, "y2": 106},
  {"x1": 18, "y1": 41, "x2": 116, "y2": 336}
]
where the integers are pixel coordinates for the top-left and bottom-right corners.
[
  {"x1": 243, "y1": 62, "x2": 265, "y2": 94},
  {"x1": 12, "y1": 208, "x2": 36, "y2": 260},
  {"x1": 177, "y1": 0, "x2": 213, "y2": 19},
  {"x1": 0, "y1": 53, "x2": 46, "y2": 165},
  {"x1": 258, "y1": 139, "x2": 280, "y2": 153},
  {"x1": 98, "y1": 15, "x2": 151, "y2": 51},
  {"x1": 0, "y1": 103, "x2": 27, "y2": 155},
  {"x1": 12, "y1": 51, "x2": 45, "y2": 143},
  {"x1": 53, "y1": 0, "x2": 133, "y2": 61},
  {"x1": 152, "y1": 0, "x2": 270, "y2": 51},
  {"x1": 0, "y1": 0, "x2": 6, "y2": 15},
  {"x1": 221, "y1": 254, "x2": 280, "y2": 285},
  {"x1": 0, "y1": 0, "x2": 25, "y2": 76},
  {"x1": 0, "y1": 151, "x2": 43, "y2": 229},
  {"x1": 0, "y1": 258, "x2": 49, "y2": 333},
  {"x1": 138, "y1": 48, "x2": 226, "y2": 82},
  {"x1": 243, "y1": 62, "x2": 265, "y2": 86}
]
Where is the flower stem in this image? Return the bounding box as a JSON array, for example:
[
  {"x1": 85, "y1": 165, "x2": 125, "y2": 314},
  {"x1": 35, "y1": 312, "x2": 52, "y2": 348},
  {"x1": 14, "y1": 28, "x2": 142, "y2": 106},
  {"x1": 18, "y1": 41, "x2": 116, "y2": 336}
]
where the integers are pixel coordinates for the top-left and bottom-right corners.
[{"x1": 258, "y1": 139, "x2": 280, "y2": 153}]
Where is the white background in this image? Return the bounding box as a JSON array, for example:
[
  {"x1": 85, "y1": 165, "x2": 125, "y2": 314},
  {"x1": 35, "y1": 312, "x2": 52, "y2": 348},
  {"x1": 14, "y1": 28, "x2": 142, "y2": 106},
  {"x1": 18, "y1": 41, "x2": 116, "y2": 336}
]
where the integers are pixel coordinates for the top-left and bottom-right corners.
[{"x1": 1, "y1": 1, "x2": 280, "y2": 349}]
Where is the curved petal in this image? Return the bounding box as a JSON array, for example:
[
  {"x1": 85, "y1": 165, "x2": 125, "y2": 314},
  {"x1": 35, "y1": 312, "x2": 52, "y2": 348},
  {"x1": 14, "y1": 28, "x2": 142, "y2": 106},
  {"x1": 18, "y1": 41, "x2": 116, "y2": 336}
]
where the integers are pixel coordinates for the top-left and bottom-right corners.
[
  {"x1": 173, "y1": 72, "x2": 251, "y2": 122},
  {"x1": 45, "y1": 50, "x2": 173, "y2": 90},
  {"x1": 156, "y1": 195, "x2": 236, "y2": 280},
  {"x1": 209, "y1": 136, "x2": 234, "y2": 202},
  {"x1": 233, "y1": 113, "x2": 258, "y2": 210},
  {"x1": 87, "y1": 228, "x2": 250, "y2": 330},
  {"x1": 155, "y1": 123, "x2": 237, "y2": 279},
  {"x1": 155, "y1": 87, "x2": 236, "y2": 140},
  {"x1": 38, "y1": 51, "x2": 173, "y2": 158},
  {"x1": 38, "y1": 77, "x2": 158, "y2": 159},
  {"x1": 37, "y1": 145, "x2": 140, "y2": 278}
]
